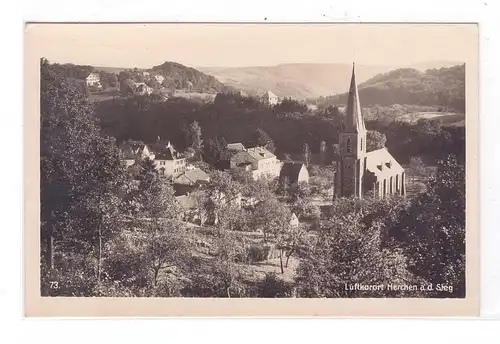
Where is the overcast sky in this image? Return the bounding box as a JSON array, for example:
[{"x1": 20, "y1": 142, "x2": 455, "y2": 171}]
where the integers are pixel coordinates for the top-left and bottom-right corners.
[{"x1": 27, "y1": 23, "x2": 474, "y2": 69}]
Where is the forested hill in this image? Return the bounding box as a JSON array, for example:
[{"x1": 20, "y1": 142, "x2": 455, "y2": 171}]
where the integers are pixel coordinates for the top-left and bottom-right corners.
[
  {"x1": 148, "y1": 61, "x2": 228, "y2": 93},
  {"x1": 317, "y1": 64, "x2": 465, "y2": 112},
  {"x1": 43, "y1": 60, "x2": 231, "y2": 94}
]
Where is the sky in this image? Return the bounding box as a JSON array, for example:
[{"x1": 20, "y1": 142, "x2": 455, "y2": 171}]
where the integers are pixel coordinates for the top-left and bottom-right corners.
[{"x1": 26, "y1": 23, "x2": 475, "y2": 69}]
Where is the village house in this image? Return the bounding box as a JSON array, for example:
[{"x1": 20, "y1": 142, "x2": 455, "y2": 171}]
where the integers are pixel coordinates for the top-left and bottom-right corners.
[
  {"x1": 279, "y1": 162, "x2": 309, "y2": 187},
  {"x1": 176, "y1": 191, "x2": 207, "y2": 225},
  {"x1": 152, "y1": 141, "x2": 187, "y2": 178},
  {"x1": 261, "y1": 90, "x2": 279, "y2": 106},
  {"x1": 229, "y1": 146, "x2": 282, "y2": 180},
  {"x1": 173, "y1": 166, "x2": 210, "y2": 195},
  {"x1": 119, "y1": 143, "x2": 154, "y2": 168},
  {"x1": 334, "y1": 64, "x2": 406, "y2": 199},
  {"x1": 134, "y1": 82, "x2": 153, "y2": 95},
  {"x1": 227, "y1": 142, "x2": 246, "y2": 153},
  {"x1": 153, "y1": 74, "x2": 165, "y2": 84},
  {"x1": 85, "y1": 72, "x2": 101, "y2": 88}
]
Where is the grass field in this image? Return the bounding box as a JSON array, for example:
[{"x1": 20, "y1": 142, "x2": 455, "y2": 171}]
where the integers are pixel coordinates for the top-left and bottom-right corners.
[{"x1": 398, "y1": 111, "x2": 465, "y2": 126}]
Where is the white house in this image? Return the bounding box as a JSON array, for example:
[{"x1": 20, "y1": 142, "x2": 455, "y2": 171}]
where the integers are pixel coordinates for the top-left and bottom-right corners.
[
  {"x1": 152, "y1": 141, "x2": 186, "y2": 178},
  {"x1": 261, "y1": 91, "x2": 279, "y2": 106},
  {"x1": 229, "y1": 146, "x2": 282, "y2": 180},
  {"x1": 134, "y1": 82, "x2": 153, "y2": 95},
  {"x1": 85, "y1": 73, "x2": 101, "y2": 88},
  {"x1": 153, "y1": 75, "x2": 165, "y2": 84}
]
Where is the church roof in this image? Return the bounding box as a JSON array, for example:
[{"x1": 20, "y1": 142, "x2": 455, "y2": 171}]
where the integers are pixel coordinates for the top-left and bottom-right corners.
[
  {"x1": 345, "y1": 63, "x2": 366, "y2": 134},
  {"x1": 365, "y1": 148, "x2": 404, "y2": 180}
]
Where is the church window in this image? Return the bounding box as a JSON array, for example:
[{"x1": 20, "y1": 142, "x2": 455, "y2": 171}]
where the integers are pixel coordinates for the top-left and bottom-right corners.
[{"x1": 346, "y1": 137, "x2": 352, "y2": 153}]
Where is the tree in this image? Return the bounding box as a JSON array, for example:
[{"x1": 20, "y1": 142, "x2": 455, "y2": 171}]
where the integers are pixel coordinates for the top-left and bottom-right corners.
[
  {"x1": 319, "y1": 140, "x2": 327, "y2": 166},
  {"x1": 366, "y1": 130, "x2": 387, "y2": 152},
  {"x1": 388, "y1": 155, "x2": 465, "y2": 297},
  {"x1": 120, "y1": 78, "x2": 136, "y2": 96},
  {"x1": 203, "y1": 136, "x2": 231, "y2": 168},
  {"x1": 188, "y1": 121, "x2": 204, "y2": 160},
  {"x1": 253, "y1": 197, "x2": 293, "y2": 272},
  {"x1": 252, "y1": 128, "x2": 275, "y2": 153},
  {"x1": 408, "y1": 156, "x2": 430, "y2": 183},
  {"x1": 129, "y1": 158, "x2": 189, "y2": 289},
  {"x1": 204, "y1": 170, "x2": 243, "y2": 229},
  {"x1": 40, "y1": 59, "x2": 126, "y2": 293},
  {"x1": 295, "y1": 205, "x2": 420, "y2": 297},
  {"x1": 302, "y1": 143, "x2": 311, "y2": 166}
]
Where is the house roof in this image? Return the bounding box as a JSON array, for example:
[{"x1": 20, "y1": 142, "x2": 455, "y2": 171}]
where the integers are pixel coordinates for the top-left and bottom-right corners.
[
  {"x1": 85, "y1": 72, "x2": 100, "y2": 79},
  {"x1": 364, "y1": 148, "x2": 404, "y2": 180},
  {"x1": 153, "y1": 142, "x2": 183, "y2": 160},
  {"x1": 265, "y1": 91, "x2": 277, "y2": 98},
  {"x1": 174, "y1": 168, "x2": 210, "y2": 185},
  {"x1": 119, "y1": 142, "x2": 150, "y2": 160},
  {"x1": 227, "y1": 143, "x2": 246, "y2": 151},
  {"x1": 280, "y1": 162, "x2": 306, "y2": 183},
  {"x1": 245, "y1": 146, "x2": 276, "y2": 160}
]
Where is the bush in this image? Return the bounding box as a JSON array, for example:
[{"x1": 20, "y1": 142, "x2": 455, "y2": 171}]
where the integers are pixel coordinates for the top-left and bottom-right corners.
[
  {"x1": 246, "y1": 244, "x2": 271, "y2": 262},
  {"x1": 257, "y1": 272, "x2": 294, "y2": 298}
]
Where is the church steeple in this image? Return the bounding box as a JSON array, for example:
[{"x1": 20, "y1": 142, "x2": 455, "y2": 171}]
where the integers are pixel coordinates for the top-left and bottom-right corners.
[
  {"x1": 335, "y1": 63, "x2": 367, "y2": 199},
  {"x1": 345, "y1": 63, "x2": 366, "y2": 134}
]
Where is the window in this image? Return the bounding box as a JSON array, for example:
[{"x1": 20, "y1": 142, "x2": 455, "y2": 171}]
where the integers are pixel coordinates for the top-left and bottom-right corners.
[
  {"x1": 360, "y1": 138, "x2": 363, "y2": 151},
  {"x1": 346, "y1": 137, "x2": 352, "y2": 153}
]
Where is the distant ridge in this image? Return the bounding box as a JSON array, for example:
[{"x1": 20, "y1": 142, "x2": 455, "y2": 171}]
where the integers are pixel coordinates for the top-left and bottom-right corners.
[{"x1": 198, "y1": 61, "x2": 462, "y2": 100}]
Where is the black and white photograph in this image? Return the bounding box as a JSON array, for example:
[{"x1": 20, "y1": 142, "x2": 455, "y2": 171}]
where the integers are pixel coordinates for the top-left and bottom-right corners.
[{"x1": 31, "y1": 23, "x2": 475, "y2": 304}]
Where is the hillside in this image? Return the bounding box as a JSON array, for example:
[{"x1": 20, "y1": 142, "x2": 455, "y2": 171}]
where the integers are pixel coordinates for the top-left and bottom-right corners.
[
  {"x1": 320, "y1": 64, "x2": 465, "y2": 112},
  {"x1": 149, "y1": 61, "x2": 229, "y2": 93},
  {"x1": 44, "y1": 60, "x2": 231, "y2": 95},
  {"x1": 198, "y1": 61, "x2": 461, "y2": 100},
  {"x1": 199, "y1": 63, "x2": 393, "y2": 99}
]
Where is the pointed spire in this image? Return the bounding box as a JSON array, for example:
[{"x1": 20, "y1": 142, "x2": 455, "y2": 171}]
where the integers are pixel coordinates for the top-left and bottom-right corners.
[{"x1": 345, "y1": 62, "x2": 366, "y2": 133}]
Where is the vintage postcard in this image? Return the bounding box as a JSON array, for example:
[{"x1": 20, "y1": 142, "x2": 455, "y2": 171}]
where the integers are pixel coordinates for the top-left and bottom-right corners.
[{"x1": 24, "y1": 23, "x2": 479, "y2": 317}]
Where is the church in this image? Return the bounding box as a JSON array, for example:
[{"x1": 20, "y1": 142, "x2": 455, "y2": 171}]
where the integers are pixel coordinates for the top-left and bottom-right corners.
[{"x1": 334, "y1": 64, "x2": 406, "y2": 199}]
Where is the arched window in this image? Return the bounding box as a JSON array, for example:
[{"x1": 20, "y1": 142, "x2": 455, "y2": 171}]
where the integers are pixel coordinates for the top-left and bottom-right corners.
[{"x1": 346, "y1": 137, "x2": 352, "y2": 153}]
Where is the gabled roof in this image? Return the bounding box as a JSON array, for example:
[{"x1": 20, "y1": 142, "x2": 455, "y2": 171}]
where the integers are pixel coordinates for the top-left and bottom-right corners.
[
  {"x1": 265, "y1": 90, "x2": 278, "y2": 98},
  {"x1": 227, "y1": 143, "x2": 246, "y2": 152},
  {"x1": 364, "y1": 148, "x2": 404, "y2": 180},
  {"x1": 280, "y1": 162, "x2": 307, "y2": 183},
  {"x1": 152, "y1": 142, "x2": 183, "y2": 160},
  {"x1": 245, "y1": 146, "x2": 276, "y2": 160},
  {"x1": 119, "y1": 142, "x2": 150, "y2": 160},
  {"x1": 174, "y1": 168, "x2": 210, "y2": 185},
  {"x1": 85, "y1": 72, "x2": 100, "y2": 79}
]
